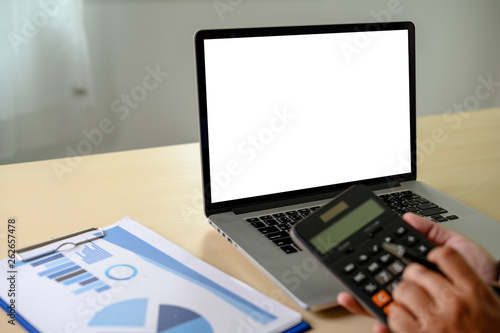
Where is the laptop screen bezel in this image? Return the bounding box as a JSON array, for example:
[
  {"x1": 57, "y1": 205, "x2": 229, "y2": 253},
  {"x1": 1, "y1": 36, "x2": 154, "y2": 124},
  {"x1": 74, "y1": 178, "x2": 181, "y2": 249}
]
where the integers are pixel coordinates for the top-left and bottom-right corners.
[{"x1": 195, "y1": 21, "x2": 416, "y2": 216}]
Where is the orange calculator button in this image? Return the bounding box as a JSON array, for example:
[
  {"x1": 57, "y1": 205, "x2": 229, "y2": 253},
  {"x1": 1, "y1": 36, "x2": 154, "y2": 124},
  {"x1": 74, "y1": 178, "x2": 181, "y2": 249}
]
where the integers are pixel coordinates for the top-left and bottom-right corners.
[
  {"x1": 383, "y1": 301, "x2": 399, "y2": 315},
  {"x1": 372, "y1": 290, "x2": 391, "y2": 308}
]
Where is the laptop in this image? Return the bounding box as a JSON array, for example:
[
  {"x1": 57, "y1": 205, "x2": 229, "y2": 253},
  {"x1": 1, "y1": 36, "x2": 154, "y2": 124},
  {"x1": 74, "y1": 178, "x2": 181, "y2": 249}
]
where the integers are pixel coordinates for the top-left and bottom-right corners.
[{"x1": 194, "y1": 21, "x2": 500, "y2": 311}]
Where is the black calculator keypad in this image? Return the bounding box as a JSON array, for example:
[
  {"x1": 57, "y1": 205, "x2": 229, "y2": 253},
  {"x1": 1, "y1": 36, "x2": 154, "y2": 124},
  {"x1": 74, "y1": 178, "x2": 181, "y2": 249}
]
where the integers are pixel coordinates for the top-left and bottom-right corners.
[{"x1": 338, "y1": 224, "x2": 435, "y2": 322}]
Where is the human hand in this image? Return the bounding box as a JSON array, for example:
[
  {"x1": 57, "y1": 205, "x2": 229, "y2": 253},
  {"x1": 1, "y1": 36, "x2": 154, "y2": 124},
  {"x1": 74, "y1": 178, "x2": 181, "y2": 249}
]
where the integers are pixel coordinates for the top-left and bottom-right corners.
[
  {"x1": 337, "y1": 213, "x2": 500, "y2": 332},
  {"x1": 388, "y1": 246, "x2": 500, "y2": 332},
  {"x1": 399, "y1": 213, "x2": 499, "y2": 282}
]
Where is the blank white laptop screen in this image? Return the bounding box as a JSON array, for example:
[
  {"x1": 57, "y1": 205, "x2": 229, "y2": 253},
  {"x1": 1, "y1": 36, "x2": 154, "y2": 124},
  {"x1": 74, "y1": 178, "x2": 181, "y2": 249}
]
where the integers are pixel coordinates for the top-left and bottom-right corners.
[{"x1": 204, "y1": 29, "x2": 411, "y2": 203}]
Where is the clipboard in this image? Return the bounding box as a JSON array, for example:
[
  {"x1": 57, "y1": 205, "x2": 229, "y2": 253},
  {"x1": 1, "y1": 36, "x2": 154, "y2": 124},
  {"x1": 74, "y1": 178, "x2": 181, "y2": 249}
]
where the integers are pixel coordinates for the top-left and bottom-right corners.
[
  {"x1": 3, "y1": 227, "x2": 105, "y2": 333},
  {"x1": 2, "y1": 217, "x2": 308, "y2": 333},
  {"x1": 16, "y1": 227, "x2": 105, "y2": 262}
]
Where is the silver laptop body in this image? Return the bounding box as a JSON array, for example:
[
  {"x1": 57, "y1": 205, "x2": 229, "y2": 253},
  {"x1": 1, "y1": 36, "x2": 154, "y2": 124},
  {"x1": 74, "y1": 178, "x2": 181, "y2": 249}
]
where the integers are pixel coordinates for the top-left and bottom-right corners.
[{"x1": 194, "y1": 22, "x2": 500, "y2": 311}]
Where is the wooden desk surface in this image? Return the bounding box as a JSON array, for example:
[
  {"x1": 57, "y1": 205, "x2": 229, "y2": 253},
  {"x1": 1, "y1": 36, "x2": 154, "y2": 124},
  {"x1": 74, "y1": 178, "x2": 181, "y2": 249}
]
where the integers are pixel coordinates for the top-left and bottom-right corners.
[{"x1": 1, "y1": 108, "x2": 499, "y2": 332}]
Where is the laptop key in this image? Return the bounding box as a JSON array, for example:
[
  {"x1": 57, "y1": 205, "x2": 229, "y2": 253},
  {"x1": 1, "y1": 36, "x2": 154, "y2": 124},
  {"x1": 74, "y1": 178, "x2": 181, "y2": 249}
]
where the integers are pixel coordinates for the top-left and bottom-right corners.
[
  {"x1": 280, "y1": 245, "x2": 298, "y2": 254},
  {"x1": 420, "y1": 207, "x2": 447, "y2": 216},
  {"x1": 266, "y1": 231, "x2": 289, "y2": 240},
  {"x1": 265, "y1": 219, "x2": 279, "y2": 226},
  {"x1": 417, "y1": 203, "x2": 437, "y2": 210},
  {"x1": 257, "y1": 226, "x2": 279, "y2": 234},
  {"x1": 277, "y1": 224, "x2": 291, "y2": 231},
  {"x1": 250, "y1": 221, "x2": 266, "y2": 228},
  {"x1": 273, "y1": 237, "x2": 294, "y2": 247},
  {"x1": 431, "y1": 215, "x2": 448, "y2": 223},
  {"x1": 288, "y1": 214, "x2": 303, "y2": 222},
  {"x1": 277, "y1": 217, "x2": 292, "y2": 224}
]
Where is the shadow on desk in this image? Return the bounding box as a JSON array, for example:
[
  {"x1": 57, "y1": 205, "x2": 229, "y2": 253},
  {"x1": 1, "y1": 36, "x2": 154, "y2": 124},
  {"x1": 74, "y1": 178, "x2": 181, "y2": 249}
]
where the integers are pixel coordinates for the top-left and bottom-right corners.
[{"x1": 199, "y1": 227, "x2": 363, "y2": 321}]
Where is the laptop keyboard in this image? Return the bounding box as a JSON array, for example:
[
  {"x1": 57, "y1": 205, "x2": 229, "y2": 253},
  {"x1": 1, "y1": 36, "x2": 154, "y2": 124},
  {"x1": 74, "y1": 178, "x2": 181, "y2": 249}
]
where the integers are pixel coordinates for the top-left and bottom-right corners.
[{"x1": 245, "y1": 190, "x2": 459, "y2": 254}]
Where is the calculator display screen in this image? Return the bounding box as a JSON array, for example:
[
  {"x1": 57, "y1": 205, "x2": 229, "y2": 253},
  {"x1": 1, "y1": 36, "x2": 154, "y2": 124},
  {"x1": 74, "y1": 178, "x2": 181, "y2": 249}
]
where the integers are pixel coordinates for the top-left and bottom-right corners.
[{"x1": 310, "y1": 198, "x2": 385, "y2": 254}]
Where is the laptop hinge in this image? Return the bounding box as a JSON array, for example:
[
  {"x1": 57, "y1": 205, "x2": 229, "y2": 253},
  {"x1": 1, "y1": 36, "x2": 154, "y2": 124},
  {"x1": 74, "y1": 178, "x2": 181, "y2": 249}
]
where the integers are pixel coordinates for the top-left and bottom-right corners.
[
  {"x1": 232, "y1": 181, "x2": 402, "y2": 215},
  {"x1": 367, "y1": 181, "x2": 402, "y2": 191},
  {"x1": 232, "y1": 190, "x2": 344, "y2": 215}
]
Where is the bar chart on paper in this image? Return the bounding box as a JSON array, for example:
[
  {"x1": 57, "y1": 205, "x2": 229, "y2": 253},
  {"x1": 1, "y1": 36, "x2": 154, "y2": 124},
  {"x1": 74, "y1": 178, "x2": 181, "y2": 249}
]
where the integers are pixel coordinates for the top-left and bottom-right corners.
[
  {"x1": 22, "y1": 249, "x2": 112, "y2": 295},
  {"x1": 75, "y1": 242, "x2": 113, "y2": 265}
]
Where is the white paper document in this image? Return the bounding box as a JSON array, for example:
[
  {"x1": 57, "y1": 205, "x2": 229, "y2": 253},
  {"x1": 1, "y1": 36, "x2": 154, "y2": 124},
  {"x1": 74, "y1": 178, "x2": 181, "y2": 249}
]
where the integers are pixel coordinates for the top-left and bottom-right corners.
[{"x1": 1, "y1": 217, "x2": 304, "y2": 333}]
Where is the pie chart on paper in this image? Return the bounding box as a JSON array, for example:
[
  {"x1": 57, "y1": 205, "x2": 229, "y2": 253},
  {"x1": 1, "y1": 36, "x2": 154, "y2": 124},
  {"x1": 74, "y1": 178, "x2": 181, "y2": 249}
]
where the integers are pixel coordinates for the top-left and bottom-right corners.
[
  {"x1": 88, "y1": 299, "x2": 212, "y2": 333},
  {"x1": 157, "y1": 304, "x2": 213, "y2": 333}
]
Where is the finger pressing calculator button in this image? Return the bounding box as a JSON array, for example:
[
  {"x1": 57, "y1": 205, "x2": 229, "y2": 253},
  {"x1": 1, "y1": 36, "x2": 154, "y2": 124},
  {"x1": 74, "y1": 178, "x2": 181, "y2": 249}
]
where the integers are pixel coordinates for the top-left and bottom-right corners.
[{"x1": 372, "y1": 290, "x2": 391, "y2": 308}]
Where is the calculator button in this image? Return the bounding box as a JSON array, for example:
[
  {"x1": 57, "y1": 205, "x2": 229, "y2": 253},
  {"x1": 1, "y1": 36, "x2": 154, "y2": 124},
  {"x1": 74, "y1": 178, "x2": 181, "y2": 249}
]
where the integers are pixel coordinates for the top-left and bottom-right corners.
[
  {"x1": 344, "y1": 247, "x2": 355, "y2": 254},
  {"x1": 383, "y1": 236, "x2": 394, "y2": 243},
  {"x1": 386, "y1": 278, "x2": 400, "y2": 293},
  {"x1": 379, "y1": 252, "x2": 393, "y2": 264},
  {"x1": 343, "y1": 262, "x2": 356, "y2": 274},
  {"x1": 394, "y1": 226, "x2": 407, "y2": 236},
  {"x1": 357, "y1": 253, "x2": 369, "y2": 263},
  {"x1": 363, "y1": 282, "x2": 378, "y2": 295},
  {"x1": 403, "y1": 234, "x2": 417, "y2": 246},
  {"x1": 383, "y1": 301, "x2": 399, "y2": 315},
  {"x1": 367, "y1": 226, "x2": 383, "y2": 238},
  {"x1": 352, "y1": 271, "x2": 367, "y2": 285},
  {"x1": 372, "y1": 290, "x2": 391, "y2": 308},
  {"x1": 388, "y1": 260, "x2": 405, "y2": 276},
  {"x1": 370, "y1": 243, "x2": 382, "y2": 254},
  {"x1": 415, "y1": 243, "x2": 430, "y2": 255},
  {"x1": 374, "y1": 269, "x2": 393, "y2": 286},
  {"x1": 367, "y1": 261, "x2": 381, "y2": 273}
]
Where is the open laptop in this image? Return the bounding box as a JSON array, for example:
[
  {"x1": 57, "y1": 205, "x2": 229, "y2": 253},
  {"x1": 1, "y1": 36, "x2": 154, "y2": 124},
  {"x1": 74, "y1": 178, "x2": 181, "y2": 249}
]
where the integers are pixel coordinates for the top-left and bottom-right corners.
[{"x1": 194, "y1": 21, "x2": 500, "y2": 311}]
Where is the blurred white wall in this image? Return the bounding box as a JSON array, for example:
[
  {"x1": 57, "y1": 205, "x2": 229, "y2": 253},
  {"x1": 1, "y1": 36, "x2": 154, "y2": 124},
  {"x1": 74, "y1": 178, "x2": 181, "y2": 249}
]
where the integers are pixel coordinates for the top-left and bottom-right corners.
[{"x1": 3, "y1": 0, "x2": 500, "y2": 164}]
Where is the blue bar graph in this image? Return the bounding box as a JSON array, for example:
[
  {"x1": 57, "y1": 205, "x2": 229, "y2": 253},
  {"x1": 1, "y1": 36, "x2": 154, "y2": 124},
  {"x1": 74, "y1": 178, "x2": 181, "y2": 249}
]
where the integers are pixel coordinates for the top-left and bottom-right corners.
[
  {"x1": 30, "y1": 253, "x2": 64, "y2": 267},
  {"x1": 44, "y1": 257, "x2": 71, "y2": 268},
  {"x1": 74, "y1": 281, "x2": 107, "y2": 295},
  {"x1": 63, "y1": 272, "x2": 93, "y2": 286},
  {"x1": 37, "y1": 262, "x2": 75, "y2": 277},
  {"x1": 75, "y1": 242, "x2": 112, "y2": 265},
  {"x1": 47, "y1": 265, "x2": 81, "y2": 279},
  {"x1": 80, "y1": 277, "x2": 99, "y2": 286},
  {"x1": 30, "y1": 252, "x2": 111, "y2": 295}
]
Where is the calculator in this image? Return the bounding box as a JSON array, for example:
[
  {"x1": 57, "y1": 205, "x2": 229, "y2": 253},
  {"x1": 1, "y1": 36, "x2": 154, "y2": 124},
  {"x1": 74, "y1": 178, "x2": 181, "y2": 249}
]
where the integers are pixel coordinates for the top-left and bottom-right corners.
[{"x1": 290, "y1": 184, "x2": 436, "y2": 324}]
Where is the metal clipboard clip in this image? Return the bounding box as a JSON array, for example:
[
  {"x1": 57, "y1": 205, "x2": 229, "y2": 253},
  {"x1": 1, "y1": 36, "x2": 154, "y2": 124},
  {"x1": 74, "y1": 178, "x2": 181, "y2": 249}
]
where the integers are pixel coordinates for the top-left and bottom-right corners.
[{"x1": 16, "y1": 227, "x2": 105, "y2": 262}]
